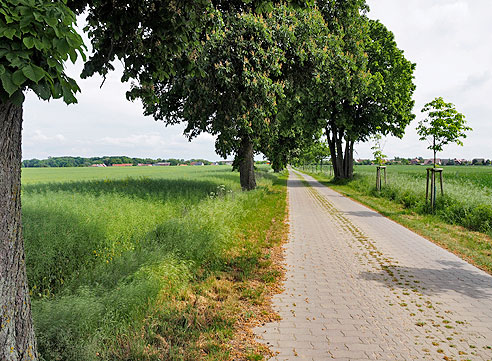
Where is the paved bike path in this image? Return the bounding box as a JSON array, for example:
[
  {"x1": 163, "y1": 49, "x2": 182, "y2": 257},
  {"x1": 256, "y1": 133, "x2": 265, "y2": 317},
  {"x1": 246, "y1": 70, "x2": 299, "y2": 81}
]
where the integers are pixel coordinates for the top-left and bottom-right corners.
[{"x1": 254, "y1": 169, "x2": 492, "y2": 360}]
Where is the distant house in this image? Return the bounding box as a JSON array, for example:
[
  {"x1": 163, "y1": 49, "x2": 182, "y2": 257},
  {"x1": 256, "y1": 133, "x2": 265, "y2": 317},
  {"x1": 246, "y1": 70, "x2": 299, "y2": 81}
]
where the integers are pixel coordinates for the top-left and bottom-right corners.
[
  {"x1": 424, "y1": 158, "x2": 441, "y2": 166},
  {"x1": 223, "y1": 161, "x2": 234, "y2": 166},
  {"x1": 137, "y1": 163, "x2": 153, "y2": 166},
  {"x1": 409, "y1": 158, "x2": 420, "y2": 165},
  {"x1": 112, "y1": 163, "x2": 133, "y2": 167},
  {"x1": 153, "y1": 162, "x2": 171, "y2": 166},
  {"x1": 91, "y1": 163, "x2": 106, "y2": 167},
  {"x1": 179, "y1": 164, "x2": 188, "y2": 166},
  {"x1": 211, "y1": 162, "x2": 220, "y2": 166},
  {"x1": 190, "y1": 161, "x2": 204, "y2": 166}
]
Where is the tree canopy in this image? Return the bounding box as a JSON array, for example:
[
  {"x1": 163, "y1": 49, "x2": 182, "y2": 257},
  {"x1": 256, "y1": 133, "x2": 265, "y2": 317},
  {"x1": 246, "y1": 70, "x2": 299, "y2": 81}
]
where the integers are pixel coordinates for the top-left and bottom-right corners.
[
  {"x1": 0, "y1": 0, "x2": 84, "y2": 105},
  {"x1": 307, "y1": 15, "x2": 416, "y2": 179},
  {"x1": 123, "y1": 5, "x2": 333, "y2": 189},
  {"x1": 70, "y1": 0, "x2": 416, "y2": 184}
]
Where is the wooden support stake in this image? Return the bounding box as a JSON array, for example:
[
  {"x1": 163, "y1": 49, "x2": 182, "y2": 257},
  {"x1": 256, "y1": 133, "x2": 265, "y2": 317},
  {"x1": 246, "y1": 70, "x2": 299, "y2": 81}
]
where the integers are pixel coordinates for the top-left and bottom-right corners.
[
  {"x1": 431, "y1": 169, "x2": 435, "y2": 209},
  {"x1": 426, "y1": 168, "x2": 430, "y2": 203},
  {"x1": 427, "y1": 168, "x2": 444, "y2": 210},
  {"x1": 376, "y1": 166, "x2": 386, "y2": 191},
  {"x1": 440, "y1": 170, "x2": 444, "y2": 196}
]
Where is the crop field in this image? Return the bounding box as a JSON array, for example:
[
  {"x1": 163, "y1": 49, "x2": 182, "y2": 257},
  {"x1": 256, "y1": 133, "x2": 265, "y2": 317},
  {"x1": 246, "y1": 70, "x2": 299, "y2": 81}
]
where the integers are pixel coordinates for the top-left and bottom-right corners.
[{"x1": 22, "y1": 165, "x2": 287, "y2": 361}]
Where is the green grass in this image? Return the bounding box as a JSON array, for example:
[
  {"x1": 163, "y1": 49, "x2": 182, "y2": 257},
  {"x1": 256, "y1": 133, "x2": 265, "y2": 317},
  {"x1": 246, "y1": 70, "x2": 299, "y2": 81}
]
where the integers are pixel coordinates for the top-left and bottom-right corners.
[
  {"x1": 22, "y1": 165, "x2": 287, "y2": 360},
  {"x1": 302, "y1": 165, "x2": 492, "y2": 234},
  {"x1": 300, "y1": 164, "x2": 492, "y2": 273}
]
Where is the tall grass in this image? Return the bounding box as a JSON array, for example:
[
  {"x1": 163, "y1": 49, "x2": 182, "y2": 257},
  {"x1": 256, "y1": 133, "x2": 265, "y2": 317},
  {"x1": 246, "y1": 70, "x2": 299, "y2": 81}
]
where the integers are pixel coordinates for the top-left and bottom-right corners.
[
  {"x1": 22, "y1": 166, "x2": 286, "y2": 360},
  {"x1": 308, "y1": 165, "x2": 492, "y2": 235}
]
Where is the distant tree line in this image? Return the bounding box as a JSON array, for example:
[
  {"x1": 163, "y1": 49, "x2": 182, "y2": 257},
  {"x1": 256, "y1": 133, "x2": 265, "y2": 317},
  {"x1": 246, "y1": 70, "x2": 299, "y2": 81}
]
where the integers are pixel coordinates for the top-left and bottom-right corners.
[{"x1": 21, "y1": 156, "x2": 217, "y2": 168}]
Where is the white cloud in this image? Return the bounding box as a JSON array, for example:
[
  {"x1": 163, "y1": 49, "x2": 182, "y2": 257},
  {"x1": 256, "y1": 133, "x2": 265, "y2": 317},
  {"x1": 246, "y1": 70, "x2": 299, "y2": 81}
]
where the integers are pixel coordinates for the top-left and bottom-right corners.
[
  {"x1": 29, "y1": 130, "x2": 66, "y2": 143},
  {"x1": 362, "y1": 0, "x2": 492, "y2": 160}
]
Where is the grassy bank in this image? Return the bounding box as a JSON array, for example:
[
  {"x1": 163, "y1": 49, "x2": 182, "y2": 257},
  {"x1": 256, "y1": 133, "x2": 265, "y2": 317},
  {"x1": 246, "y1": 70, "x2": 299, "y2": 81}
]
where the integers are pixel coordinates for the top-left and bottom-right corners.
[
  {"x1": 299, "y1": 165, "x2": 492, "y2": 274},
  {"x1": 22, "y1": 166, "x2": 287, "y2": 360}
]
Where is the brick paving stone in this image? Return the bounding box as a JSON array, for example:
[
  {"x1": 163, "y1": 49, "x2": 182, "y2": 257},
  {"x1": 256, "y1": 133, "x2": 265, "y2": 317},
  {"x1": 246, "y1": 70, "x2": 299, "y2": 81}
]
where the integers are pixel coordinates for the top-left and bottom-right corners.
[{"x1": 254, "y1": 169, "x2": 492, "y2": 360}]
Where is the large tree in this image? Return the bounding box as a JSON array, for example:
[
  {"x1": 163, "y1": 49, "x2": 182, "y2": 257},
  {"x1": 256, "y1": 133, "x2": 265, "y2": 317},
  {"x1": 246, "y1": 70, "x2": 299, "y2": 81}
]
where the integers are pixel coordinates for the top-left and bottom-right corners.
[
  {"x1": 335, "y1": 18, "x2": 416, "y2": 178},
  {"x1": 75, "y1": 0, "x2": 313, "y2": 190},
  {"x1": 0, "y1": 1, "x2": 84, "y2": 359},
  {"x1": 303, "y1": 3, "x2": 416, "y2": 179},
  {"x1": 145, "y1": 10, "x2": 288, "y2": 190},
  {"x1": 126, "y1": 5, "x2": 328, "y2": 190}
]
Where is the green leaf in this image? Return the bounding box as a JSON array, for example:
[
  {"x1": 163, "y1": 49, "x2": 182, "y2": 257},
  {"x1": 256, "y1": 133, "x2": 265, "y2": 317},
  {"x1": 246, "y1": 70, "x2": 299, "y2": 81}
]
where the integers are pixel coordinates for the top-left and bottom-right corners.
[
  {"x1": 68, "y1": 48, "x2": 77, "y2": 63},
  {"x1": 52, "y1": 82, "x2": 62, "y2": 99},
  {"x1": 0, "y1": 65, "x2": 5, "y2": 75},
  {"x1": 62, "y1": 84, "x2": 77, "y2": 104},
  {"x1": 0, "y1": 72, "x2": 19, "y2": 96},
  {"x1": 20, "y1": 14, "x2": 34, "y2": 29},
  {"x1": 22, "y1": 37, "x2": 35, "y2": 49},
  {"x1": 54, "y1": 38, "x2": 70, "y2": 55},
  {"x1": 12, "y1": 69, "x2": 27, "y2": 86},
  {"x1": 10, "y1": 89, "x2": 25, "y2": 105},
  {"x1": 22, "y1": 64, "x2": 45, "y2": 83},
  {"x1": 33, "y1": 38, "x2": 45, "y2": 50},
  {"x1": 47, "y1": 58, "x2": 57, "y2": 68},
  {"x1": 45, "y1": 17, "x2": 57, "y2": 28},
  {"x1": 4, "y1": 28, "x2": 16, "y2": 39},
  {"x1": 31, "y1": 81, "x2": 51, "y2": 100}
]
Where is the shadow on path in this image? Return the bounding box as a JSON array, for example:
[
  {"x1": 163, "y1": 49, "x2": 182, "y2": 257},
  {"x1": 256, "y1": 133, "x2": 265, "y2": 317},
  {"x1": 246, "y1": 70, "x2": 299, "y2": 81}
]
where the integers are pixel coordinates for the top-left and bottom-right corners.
[
  {"x1": 359, "y1": 261, "x2": 492, "y2": 299},
  {"x1": 288, "y1": 178, "x2": 327, "y2": 188}
]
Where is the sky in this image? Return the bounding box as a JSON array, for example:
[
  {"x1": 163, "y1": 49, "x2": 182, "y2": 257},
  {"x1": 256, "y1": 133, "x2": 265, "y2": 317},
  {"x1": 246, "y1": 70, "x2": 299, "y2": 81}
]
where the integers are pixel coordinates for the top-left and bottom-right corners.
[{"x1": 21, "y1": 1, "x2": 492, "y2": 161}]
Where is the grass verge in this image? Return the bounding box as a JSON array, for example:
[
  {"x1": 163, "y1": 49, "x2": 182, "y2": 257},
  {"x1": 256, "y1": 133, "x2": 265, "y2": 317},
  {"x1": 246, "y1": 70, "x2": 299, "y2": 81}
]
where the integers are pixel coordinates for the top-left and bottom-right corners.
[{"x1": 299, "y1": 170, "x2": 492, "y2": 275}]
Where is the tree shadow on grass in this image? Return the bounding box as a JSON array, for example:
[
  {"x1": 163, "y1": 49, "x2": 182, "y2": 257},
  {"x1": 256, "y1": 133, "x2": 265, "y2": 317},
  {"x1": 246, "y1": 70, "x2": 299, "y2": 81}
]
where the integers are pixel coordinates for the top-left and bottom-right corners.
[
  {"x1": 22, "y1": 177, "x2": 221, "y2": 203},
  {"x1": 359, "y1": 260, "x2": 492, "y2": 299},
  {"x1": 23, "y1": 206, "x2": 107, "y2": 298}
]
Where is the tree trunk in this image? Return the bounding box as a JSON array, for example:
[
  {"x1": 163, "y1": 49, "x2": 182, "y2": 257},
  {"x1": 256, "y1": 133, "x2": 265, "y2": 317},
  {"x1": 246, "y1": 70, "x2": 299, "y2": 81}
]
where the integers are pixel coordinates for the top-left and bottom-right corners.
[
  {"x1": 326, "y1": 124, "x2": 354, "y2": 180},
  {"x1": 238, "y1": 137, "x2": 256, "y2": 191},
  {"x1": 0, "y1": 100, "x2": 38, "y2": 361},
  {"x1": 342, "y1": 139, "x2": 354, "y2": 179},
  {"x1": 433, "y1": 136, "x2": 437, "y2": 168}
]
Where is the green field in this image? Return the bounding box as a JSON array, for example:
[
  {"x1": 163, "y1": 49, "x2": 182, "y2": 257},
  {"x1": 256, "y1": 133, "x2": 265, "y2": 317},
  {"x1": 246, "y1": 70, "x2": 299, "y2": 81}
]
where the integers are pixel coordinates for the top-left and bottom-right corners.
[{"x1": 22, "y1": 166, "x2": 287, "y2": 361}]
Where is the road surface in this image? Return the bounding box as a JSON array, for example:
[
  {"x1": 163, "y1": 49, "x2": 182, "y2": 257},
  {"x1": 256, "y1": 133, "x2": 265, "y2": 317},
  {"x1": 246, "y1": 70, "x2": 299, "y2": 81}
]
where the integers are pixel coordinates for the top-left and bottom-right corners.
[{"x1": 254, "y1": 169, "x2": 492, "y2": 360}]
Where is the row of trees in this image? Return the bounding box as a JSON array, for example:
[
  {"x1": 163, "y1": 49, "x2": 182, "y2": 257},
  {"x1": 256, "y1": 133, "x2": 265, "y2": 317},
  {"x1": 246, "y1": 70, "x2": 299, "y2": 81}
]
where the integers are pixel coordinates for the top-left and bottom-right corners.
[
  {"x1": 295, "y1": 97, "x2": 472, "y2": 169},
  {"x1": 1, "y1": 0, "x2": 416, "y2": 358},
  {"x1": 75, "y1": 0, "x2": 417, "y2": 186}
]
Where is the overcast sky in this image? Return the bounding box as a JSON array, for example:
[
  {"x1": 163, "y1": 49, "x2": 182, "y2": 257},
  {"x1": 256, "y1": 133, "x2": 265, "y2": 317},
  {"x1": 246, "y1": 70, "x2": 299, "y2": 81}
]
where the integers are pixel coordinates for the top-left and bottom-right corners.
[{"x1": 22, "y1": 1, "x2": 492, "y2": 161}]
